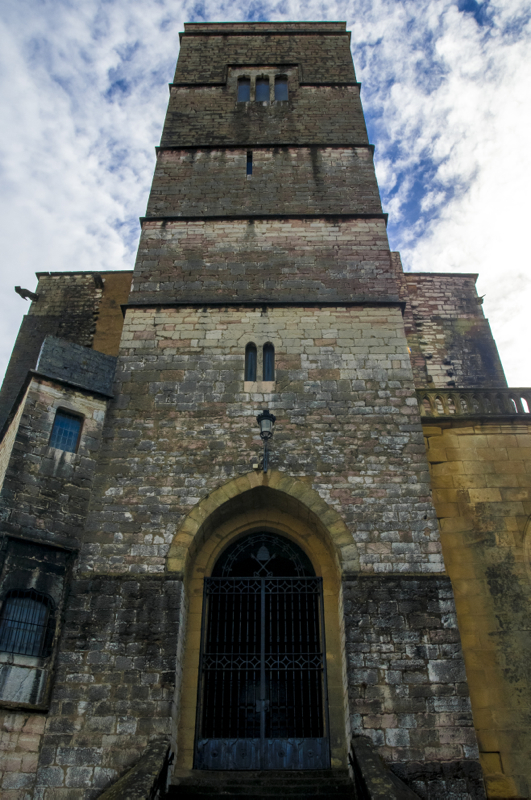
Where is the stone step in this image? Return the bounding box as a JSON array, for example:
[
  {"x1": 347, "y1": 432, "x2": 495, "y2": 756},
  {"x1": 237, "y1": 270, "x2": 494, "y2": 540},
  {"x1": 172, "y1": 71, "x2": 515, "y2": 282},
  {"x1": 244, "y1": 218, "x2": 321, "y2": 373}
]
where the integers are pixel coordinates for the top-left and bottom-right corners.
[
  {"x1": 171, "y1": 769, "x2": 351, "y2": 783},
  {"x1": 166, "y1": 769, "x2": 355, "y2": 799},
  {"x1": 169, "y1": 787, "x2": 353, "y2": 793},
  {"x1": 171, "y1": 793, "x2": 354, "y2": 799}
]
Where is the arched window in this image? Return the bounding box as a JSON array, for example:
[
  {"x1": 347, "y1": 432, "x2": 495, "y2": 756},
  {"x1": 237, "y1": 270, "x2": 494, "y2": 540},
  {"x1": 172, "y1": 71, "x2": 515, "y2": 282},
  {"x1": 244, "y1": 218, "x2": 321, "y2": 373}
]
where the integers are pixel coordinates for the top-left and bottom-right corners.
[
  {"x1": 237, "y1": 77, "x2": 250, "y2": 102},
  {"x1": 0, "y1": 589, "x2": 55, "y2": 658},
  {"x1": 245, "y1": 343, "x2": 257, "y2": 381},
  {"x1": 255, "y1": 77, "x2": 270, "y2": 102},
  {"x1": 263, "y1": 343, "x2": 275, "y2": 381},
  {"x1": 275, "y1": 76, "x2": 288, "y2": 101},
  {"x1": 49, "y1": 409, "x2": 83, "y2": 453}
]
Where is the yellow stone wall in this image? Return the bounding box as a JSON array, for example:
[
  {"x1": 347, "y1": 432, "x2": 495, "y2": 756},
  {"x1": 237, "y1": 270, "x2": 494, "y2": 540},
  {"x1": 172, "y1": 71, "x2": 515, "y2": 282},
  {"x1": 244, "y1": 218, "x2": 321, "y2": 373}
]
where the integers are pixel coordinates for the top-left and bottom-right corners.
[{"x1": 424, "y1": 420, "x2": 531, "y2": 799}]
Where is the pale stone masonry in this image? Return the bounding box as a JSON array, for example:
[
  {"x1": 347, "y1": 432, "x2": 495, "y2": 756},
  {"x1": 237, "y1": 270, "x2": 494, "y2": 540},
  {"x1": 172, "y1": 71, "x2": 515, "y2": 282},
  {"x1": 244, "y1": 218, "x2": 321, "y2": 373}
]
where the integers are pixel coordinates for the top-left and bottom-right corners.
[
  {"x1": 82, "y1": 306, "x2": 442, "y2": 576},
  {"x1": 5, "y1": 19, "x2": 531, "y2": 800}
]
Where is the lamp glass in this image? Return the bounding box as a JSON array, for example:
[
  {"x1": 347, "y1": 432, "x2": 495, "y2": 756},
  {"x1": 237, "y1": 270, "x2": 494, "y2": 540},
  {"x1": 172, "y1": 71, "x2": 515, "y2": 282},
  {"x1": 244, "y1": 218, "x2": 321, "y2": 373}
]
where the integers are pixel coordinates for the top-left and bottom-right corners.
[{"x1": 261, "y1": 419, "x2": 273, "y2": 435}]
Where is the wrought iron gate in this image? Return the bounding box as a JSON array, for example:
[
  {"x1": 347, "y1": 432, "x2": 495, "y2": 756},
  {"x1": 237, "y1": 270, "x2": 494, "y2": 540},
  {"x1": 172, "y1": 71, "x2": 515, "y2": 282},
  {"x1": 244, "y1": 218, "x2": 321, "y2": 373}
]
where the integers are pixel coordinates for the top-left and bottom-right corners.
[{"x1": 194, "y1": 575, "x2": 330, "y2": 770}]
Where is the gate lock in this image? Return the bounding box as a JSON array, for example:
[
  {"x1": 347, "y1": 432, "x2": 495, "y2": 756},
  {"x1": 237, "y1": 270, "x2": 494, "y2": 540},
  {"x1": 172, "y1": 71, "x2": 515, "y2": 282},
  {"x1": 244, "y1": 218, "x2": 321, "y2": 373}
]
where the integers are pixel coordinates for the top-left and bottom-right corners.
[{"x1": 256, "y1": 699, "x2": 270, "y2": 713}]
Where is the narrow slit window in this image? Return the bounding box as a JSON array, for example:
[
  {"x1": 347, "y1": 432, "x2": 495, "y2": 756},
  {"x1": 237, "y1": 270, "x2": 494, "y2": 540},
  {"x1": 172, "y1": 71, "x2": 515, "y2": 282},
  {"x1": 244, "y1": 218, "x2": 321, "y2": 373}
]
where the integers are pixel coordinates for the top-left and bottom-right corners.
[
  {"x1": 247, "y1": 151, "x2": 253, "y2": 175},
  {"x1": 49, "y1": 410, "x2": 82, "y2": 453},
  {"x1": 245, "y1": 343, "x2": 257, "y2": 382},
  {"x1": 255, "y1": 78, "x2": 269, "y2": 103},
  {"x1": 0, "y1": 589, "x2": 55, "y2": 658},
  {"x1": 275, "y1": 77, "x2": 288, "y2": 101},
  {"x1": 263, "y1": 343, "x2": 275, "y2": 381},
  {"x1": 237, "y1": 78, "x2": 251, "y2": 102}
]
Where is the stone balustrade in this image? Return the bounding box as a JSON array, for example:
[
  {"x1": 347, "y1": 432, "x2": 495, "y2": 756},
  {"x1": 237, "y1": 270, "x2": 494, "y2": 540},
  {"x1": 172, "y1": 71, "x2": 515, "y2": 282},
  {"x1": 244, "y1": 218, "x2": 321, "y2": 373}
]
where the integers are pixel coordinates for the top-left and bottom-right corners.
[{"x1": 417, "y1": 388, "x2": 531, "y2": 419}]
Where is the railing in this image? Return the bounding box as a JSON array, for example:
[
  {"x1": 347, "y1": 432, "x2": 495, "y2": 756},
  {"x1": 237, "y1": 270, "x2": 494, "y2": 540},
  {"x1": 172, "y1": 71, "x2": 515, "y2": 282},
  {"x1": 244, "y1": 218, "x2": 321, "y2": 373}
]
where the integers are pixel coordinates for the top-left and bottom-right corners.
[
  {"x1": 97, "y1": 739, "x2": 171, "y2": 800},
  {"x1": 350, "y1": 735, "x2": 420, "y2": 799},
  {"x1": 417, "y1": 388, "x2": 531, "y2": 419}
]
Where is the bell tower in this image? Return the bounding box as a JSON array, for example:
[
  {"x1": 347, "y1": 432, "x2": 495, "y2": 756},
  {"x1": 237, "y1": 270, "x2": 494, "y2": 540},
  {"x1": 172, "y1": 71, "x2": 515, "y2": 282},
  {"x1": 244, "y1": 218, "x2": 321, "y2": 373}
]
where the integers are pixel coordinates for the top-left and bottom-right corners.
[
  {"x1": 132, "y1": 21, "x2": 393, "y2": 307},
  {"x1": 0, "y1": 21, "x2": 499, "y2": 800},
  {"x1": 106, "y1": 21, "x2": 481, "y2": 794}
]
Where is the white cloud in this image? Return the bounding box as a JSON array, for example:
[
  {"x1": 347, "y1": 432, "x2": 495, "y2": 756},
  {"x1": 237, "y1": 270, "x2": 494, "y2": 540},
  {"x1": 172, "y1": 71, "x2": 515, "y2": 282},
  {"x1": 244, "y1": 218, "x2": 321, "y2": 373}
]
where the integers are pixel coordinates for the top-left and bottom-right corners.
[{"x1": 0, "y1": 0, "x2": 529, "y2": 385}]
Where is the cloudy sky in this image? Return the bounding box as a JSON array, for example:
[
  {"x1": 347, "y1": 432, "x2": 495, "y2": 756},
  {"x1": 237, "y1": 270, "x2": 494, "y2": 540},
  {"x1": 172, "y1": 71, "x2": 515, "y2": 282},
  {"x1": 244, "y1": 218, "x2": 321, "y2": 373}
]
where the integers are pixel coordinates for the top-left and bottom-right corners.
[{"x1": 0, "y1": 0, "x2": 529, "y2": 384}]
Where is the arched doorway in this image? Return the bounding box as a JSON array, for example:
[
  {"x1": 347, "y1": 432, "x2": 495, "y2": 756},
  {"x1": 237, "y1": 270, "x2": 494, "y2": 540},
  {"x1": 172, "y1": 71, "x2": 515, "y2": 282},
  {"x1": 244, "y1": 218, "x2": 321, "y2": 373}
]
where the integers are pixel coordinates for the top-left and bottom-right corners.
[{"x1": 194, "y1": 531, "x2": 330, "y2": 770}]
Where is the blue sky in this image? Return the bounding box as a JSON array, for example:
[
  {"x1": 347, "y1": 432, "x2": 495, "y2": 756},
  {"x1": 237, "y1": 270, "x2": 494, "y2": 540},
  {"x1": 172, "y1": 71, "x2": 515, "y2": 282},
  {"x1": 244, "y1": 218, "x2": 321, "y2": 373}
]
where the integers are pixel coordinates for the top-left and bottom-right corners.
[{"x1": 0, "y1": 0, "x2": 530, "y2": 383}]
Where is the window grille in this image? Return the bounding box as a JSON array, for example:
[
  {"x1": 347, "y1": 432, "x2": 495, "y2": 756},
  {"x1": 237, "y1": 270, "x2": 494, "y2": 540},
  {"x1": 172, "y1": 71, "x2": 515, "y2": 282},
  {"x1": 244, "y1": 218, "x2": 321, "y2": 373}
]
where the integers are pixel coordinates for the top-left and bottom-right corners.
[
  {"x1": 49, "y1": 410, "x2": 82, "y2": 453},
  {"x1": 0, "y1": 589, "x2": 55, "y2": 658},
  {"x1": 275, "y1": 77, "x2": 288, "y2": 101},
  {"x1": 245, "y1": 343, "x2": 257, "y2": 381},
  {"x1": 195, "y1": 533, "x2": 329, "y2": 770},
  {"x1": 237, "y1": 78, "x2": 251, "y2": 102},
  {"x1": 263, "y1": 343, "x2": 275, "y2": 381},
  {"x1": 255, "y1": 78, "x2": 270, "y2": 102}
]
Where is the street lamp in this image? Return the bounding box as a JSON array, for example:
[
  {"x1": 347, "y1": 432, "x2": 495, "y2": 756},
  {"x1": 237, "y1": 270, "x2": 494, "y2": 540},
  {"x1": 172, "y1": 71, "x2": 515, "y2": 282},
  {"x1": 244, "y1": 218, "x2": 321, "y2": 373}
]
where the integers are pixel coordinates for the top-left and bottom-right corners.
[{"x1": 256, "y1": 409, "x2": 276, "y2": 472}]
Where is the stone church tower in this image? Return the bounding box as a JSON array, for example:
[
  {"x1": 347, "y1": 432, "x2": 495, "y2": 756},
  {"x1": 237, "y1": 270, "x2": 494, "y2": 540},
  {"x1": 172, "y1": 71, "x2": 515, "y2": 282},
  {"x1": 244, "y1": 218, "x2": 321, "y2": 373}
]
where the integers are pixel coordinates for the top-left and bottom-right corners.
[{"x1": 0, "y1": 21, "x2": 530, "y2": 800}]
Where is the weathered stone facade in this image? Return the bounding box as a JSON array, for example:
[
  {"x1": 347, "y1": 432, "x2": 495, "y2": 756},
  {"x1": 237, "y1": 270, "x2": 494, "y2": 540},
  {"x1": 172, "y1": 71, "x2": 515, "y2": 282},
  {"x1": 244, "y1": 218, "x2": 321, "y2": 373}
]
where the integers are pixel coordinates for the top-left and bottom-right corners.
[
  {"x1": 399, "y1": 272, "x2": 506, "y2": 390},
  {"x1": 131, "y1": 218, "x2": 393, "y2": 305},
  {"x1": 0, "y1": 271, "x2": 131, "y2": 431},
  {"x1": 82, "y1": 304, "x2": 440, "y2": 576},
  {"x1": 425, "y1": 420, "x2": 531, "y2": 797},
  {"x1": 147, "y1": 147, "x2": 381, "y2": 218},
  {"x1": 0, "y1": 19, "x2": 528, "y2": 800}
]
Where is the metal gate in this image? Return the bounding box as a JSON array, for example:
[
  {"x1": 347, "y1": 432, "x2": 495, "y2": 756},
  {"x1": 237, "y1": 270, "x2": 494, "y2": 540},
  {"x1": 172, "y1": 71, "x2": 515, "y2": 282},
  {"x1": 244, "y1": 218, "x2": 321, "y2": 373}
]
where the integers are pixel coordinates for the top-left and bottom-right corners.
[{"x1": 194, "y1": 575, "x2": 330, "y2": 770}]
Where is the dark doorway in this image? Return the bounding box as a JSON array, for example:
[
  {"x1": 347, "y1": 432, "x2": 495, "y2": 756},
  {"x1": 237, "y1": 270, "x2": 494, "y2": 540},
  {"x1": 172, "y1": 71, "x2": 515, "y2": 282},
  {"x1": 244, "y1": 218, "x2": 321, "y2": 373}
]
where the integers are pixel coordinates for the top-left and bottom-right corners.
[{"x1": 194, "y1": 532, "x2": 330, "y2": 770}]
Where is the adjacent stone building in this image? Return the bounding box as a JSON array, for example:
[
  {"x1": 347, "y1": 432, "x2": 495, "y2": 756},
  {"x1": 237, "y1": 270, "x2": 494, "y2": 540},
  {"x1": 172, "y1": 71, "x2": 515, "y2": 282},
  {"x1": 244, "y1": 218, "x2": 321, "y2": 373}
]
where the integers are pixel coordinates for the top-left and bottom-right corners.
[{"x1": 0, "y1": 21, "x2": 529, "y2": 800}]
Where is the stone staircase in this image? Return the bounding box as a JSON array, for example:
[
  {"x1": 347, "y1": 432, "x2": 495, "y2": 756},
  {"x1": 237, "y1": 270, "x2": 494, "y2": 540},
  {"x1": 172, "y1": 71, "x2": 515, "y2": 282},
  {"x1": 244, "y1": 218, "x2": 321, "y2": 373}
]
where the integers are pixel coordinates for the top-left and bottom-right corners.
[{"x1": 166, "y1": 769, "x2": 355, "y2": 799}]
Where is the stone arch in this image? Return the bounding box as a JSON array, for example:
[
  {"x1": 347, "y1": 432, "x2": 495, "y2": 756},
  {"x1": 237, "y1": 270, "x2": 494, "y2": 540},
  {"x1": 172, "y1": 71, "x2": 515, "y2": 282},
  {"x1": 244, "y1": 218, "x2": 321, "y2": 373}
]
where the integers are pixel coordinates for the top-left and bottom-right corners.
[
  {"x1": 166, "y1": 469, "x2": 359, "y2": 577},
  {"x1": 169, "y1": 471, "x2": 355, "y2": 773}
]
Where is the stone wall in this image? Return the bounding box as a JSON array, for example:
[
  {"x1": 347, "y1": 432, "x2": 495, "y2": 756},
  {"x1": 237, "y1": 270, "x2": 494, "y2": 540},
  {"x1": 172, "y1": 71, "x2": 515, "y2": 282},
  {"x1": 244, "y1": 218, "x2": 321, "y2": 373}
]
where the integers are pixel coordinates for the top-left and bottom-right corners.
[
  {"x1": 146, "y1": 147, "x2": 381, "y2": 218},
  {"x1": 0, "y1": 18, "x2": 493, "y2": 800},
  {"x1": 400, "y1": 272, "x2": 506, "y2": 390},
  {"x1": 0, "y1": 274, "x2": 102, "y2": 431},
  {"x1": 161, "y1": 85, "x2": 368, "y2": 147},
  {"x1": 0, "y1": 713, "x2": 46, "y2": 798},
  {"x1": 174, "y1": 24, "x2": 356, "y2": 84},
  {"x1": 0, "y1": 387, "x2": 28, "y2": 492},
  {"x1": 162, "y1": 25, "x2": 367, "y2": 149},
  {"x1": 91, "y1": 272, "x2": 132, "y2": 358},
  {"x1": 81, "y1": 304, "x2": 441, "y2": 576},
  {"x1": 33, "y1": 575, "x2": 183, "y2": 799},
  {"x1": 424, "y1": 419, "x2": 531, "y2": 798},
  {"x1": 0, "y1": 377, "x2": 110, "y2": 548},
  {"x1": 344, "y1": 574, "x2": 484, "y2": 798},
  {"x1": 0, "y1": 272, "x2": 130, "y2": 431},
  {"x1": 36, "y1": 337, "x2": 117, "y2": 397},
  {"x1": 131, "y1": 219, "x2": 395, "y2": 305}
]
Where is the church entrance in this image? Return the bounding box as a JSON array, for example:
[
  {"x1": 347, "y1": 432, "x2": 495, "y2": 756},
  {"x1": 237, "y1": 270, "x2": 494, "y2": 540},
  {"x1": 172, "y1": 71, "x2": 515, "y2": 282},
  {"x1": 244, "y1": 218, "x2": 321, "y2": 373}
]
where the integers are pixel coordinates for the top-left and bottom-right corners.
[{"x1": 194, "y1": 532, "x2": 330, "y2": 770}]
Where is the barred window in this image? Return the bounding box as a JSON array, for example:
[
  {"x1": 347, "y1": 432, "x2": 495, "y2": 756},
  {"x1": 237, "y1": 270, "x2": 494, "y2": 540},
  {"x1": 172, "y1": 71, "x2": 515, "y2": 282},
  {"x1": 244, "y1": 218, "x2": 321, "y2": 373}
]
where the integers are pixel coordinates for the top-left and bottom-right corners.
[
  {"x1": 263, "y1": 343, "x2": 275, "y2": 381},
  {"x1": 245, "y1": 343, "x2": 257, "y2": 381},
  {"x1": 0, "y1": 589, "x2": 55, "y2": 658},
  {"x1": 49, "y1": 410, "x2": 82, "y2": 453}
]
